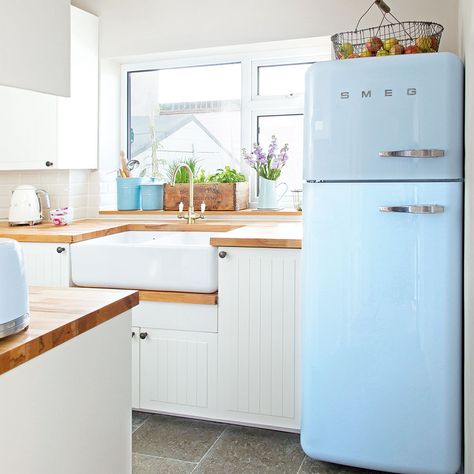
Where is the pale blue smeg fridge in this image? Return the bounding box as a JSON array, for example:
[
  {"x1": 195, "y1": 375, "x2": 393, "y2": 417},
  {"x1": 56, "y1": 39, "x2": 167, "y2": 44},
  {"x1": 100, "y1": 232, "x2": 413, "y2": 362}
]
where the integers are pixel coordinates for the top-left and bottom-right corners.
[{"x1": 301, "y1": 53, "x2": 463, "y2": 474}]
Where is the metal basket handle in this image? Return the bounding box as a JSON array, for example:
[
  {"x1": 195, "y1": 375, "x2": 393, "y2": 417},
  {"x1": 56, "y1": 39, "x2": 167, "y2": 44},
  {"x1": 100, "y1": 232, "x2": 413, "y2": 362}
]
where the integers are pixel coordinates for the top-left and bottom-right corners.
[
  {"x1": 375, "y1": 0, "x2": 390, "y2": 14},
  {"x1": 354, "y1": 0, "x2": 413, "y2": 40}
]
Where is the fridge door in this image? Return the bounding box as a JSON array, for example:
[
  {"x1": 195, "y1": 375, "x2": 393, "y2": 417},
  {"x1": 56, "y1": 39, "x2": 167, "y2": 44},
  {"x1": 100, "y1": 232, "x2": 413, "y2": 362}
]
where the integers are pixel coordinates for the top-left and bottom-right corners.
[
  {"x1": 301, "y1": 181, "x2": 462, "y2": 474},
  {"x1": 304, "y1": 53, "x2": 463, "y2": 181}
]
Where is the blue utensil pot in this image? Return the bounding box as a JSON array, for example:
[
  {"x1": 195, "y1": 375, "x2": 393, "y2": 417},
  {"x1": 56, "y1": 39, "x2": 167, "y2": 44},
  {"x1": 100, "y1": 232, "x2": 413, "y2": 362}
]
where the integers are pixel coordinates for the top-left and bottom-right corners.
[
  {"x1": 116, "y1": 177, "x2": 142, "y2": 210},
  {"x1": 141, "y1": 183, "x2": 163, "y2": 210}
]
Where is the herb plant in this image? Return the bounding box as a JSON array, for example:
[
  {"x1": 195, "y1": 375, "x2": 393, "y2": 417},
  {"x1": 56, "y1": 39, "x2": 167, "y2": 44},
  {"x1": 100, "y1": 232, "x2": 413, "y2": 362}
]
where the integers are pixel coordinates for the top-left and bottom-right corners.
[{"x1": 207, "y1": 166, "x2": 247, "y2": 183}]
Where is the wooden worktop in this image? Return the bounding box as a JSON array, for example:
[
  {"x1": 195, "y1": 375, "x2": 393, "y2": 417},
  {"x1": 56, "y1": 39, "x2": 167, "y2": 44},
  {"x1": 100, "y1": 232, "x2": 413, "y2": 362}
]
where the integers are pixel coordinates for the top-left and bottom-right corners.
[
  {"x1": 0, "y1": 287, "x2": 139, "y2": 376},
  {"x1": 0, "y1": 219, "x2": 302, "y2": 248}
]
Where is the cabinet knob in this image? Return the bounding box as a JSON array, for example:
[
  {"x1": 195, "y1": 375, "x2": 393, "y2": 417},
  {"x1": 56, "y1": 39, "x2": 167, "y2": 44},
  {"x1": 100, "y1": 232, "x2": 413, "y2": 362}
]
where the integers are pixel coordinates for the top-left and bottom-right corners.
[
  {"x1": 132, "y1": 331, "x2": 136, "y2": 338},
  {"x1": 56, "y1": 247, "x2": 66, "y2": 254},
  {"x1": 219, "y1": 251, "x2": 227, "y2": 259},
  {"x1": 139, "y1": 332, "x2": 148, "y2": 340},
  {"x1": 45, "y1": 161, "x2": 54, "y2": 167}
]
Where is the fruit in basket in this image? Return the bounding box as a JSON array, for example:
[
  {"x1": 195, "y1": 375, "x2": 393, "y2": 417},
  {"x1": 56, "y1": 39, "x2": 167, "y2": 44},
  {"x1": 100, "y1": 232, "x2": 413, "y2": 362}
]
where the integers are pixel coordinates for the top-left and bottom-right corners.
[
  {"x1": 377, "y1": 48, "x2": 389, "y2": 56},
  {"x1": 366, "y1": 36, "x2": 383, "y2": 54},
  {"x1": 360, "y1": 48, "x2": 372, "y2": 58},
  {"x1": 389, "y1": 44, "x2": 405, "y2": 55},
  {"x1": 347, "y1": 53, "x2": 360, "y2": 59},
  {"x1": 430, "y1": 35, "x2": 439, "y2": 50},
  {"x1": 383, "y1": 37, "x2": 398, "y2": 51},
  {"x1": 416, "y1": 36, "x2": 432, "y2": 52},
  {"x1": 405, "y1": 45, "x2": 421, "y2": 54},
  {"x1": 340, "y1": 42, "x2": 354, "y2": 57}
]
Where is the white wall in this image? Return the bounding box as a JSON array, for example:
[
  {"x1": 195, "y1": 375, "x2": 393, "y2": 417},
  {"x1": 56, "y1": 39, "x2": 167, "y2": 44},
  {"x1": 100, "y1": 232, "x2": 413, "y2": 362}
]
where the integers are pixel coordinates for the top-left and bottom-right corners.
[
  {"x1": 459, "y1": 1, "x2": 474, "y2": 472},
  {"x1": 72, "y1": 0, "x2": 459, "y2": 59}
]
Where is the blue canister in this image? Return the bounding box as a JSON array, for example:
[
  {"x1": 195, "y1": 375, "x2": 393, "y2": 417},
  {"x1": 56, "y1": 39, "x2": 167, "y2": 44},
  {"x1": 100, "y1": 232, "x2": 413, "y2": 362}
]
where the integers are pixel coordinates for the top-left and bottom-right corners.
[
  {"x1": 116, "y1": 177, "x2": 142, "y2": 211},
  {"x1": 140, "y1": 183, "x2": 163, "y2": 210}
]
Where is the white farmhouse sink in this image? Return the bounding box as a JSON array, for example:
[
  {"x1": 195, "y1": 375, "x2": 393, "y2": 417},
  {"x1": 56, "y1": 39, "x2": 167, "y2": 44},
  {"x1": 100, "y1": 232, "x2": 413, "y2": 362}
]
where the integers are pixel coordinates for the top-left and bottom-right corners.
[{"x1": 71, "y1": 231, "x2": 220, "y2": 293}]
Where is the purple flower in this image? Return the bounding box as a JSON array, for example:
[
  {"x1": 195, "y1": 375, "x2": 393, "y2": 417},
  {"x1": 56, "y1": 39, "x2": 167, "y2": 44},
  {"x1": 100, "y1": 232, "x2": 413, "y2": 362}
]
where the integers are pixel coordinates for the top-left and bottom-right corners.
[
  {"x1": 252, "y1": 143, "x2": 267, "y2": 164},
  {"x1": 270, "y1": 156, "x2": 280, "y2": 169},
  {"x1": 241, "y1": 148, "x2": 257, "y2": 166},
  {"x1": 268, "y1": 135, "x2": 278, "y2": 157},
  {"x1": 278, "y1": 144, "x2": 289, "y2": 166}
]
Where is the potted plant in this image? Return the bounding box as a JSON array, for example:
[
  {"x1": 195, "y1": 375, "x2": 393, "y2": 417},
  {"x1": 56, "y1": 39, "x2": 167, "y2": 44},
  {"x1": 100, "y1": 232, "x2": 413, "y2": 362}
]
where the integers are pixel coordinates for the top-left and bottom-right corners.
[
  {"x1": 163, "y1": 162, "x2": 250, "y2": 211},
  {"x1": 242, "y1": 136, "x2": 289, "y2": 209}
]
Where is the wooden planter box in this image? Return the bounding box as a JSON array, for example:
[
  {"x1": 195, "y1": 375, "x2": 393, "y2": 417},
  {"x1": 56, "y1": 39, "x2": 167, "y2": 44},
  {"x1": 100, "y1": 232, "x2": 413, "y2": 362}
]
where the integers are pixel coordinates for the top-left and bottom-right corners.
[{"x1": 163, "y1": 182, "x2": 249, "y2": 211}]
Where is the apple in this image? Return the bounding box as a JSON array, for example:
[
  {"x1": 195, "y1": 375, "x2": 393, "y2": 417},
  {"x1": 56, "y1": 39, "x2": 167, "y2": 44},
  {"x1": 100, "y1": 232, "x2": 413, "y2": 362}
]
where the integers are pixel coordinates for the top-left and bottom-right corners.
[
  {"x1": 430, "y1": 35, "x2": 439, "y2": 50},
  {"x1": 416, "y1": 36, "x2": 432, "y2": 52},
  {"x1": 389, "y1": 44, "x2": 405, "y2": 55},
  {"x1": 405, "y1": 45, "x2": 421, "y2": 54},
  {"x1": 360, "y1": 48, "x2": 372, "y2": 58},
  {"x1": 383, "y1": 37, "x2": 398, "y2": 51},
  {"x1": 376, "y1": 49, "x2": 389, "y2": 56},
  {"x1": 340, "y1": 42, "x2": 354, "y2": 57},
  {"x1": 366, "y1": 36, "x2": 383, "y2": 54},
  {"x1": 348, "y1": 53, "x2": 360, "y2": 59}
]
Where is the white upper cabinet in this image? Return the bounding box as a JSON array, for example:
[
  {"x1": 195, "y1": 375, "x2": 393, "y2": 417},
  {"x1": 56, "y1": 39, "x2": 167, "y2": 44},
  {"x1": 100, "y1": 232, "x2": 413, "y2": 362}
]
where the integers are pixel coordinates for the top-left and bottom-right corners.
[
  {"x1": 57, "y1": 7, "x2": 98, "y2": 170},
  {"x1": 0, "y1": 0, "x2": 70, "y2": 97},
  {"x1": 0, "y1": 6, "x2": 98, "y2": 171}
]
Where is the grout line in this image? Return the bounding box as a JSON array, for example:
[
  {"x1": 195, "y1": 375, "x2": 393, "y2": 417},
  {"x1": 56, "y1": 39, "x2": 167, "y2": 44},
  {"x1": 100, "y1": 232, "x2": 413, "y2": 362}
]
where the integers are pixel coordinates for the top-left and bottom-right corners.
[
  {"x1": 132, "y1": 412, "x2": 151, "y2": 434},
  {"x1": 132, "y1": 452, "x2": 197, "y2": 465},
  {"x1": 191, "y1": 426, "x2": 228, "y2": 473},
  {"x1": 296, "y1": 455, "x2": 307, "y2": 474}
]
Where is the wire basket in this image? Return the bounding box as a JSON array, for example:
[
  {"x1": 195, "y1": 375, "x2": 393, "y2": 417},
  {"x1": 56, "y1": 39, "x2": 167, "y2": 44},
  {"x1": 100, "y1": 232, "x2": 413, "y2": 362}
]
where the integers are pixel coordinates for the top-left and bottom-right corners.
[{"x1": 331, "y1": 1, "x2": 444, "y2": 59}]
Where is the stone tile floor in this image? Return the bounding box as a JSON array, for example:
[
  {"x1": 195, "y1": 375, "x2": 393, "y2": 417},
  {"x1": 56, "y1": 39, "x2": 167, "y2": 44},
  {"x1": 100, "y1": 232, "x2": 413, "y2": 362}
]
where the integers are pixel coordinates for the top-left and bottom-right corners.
[{"x1": 132, "y1": 411, "x2": 385, "y2": 474}]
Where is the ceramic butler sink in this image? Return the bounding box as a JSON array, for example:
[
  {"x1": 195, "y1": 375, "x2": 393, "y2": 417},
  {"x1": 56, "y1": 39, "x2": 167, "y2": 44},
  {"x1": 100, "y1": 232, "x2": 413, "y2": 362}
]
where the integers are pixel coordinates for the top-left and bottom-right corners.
[{"x1": 71, "y1": 231, "x2": 220, "y2": 293}]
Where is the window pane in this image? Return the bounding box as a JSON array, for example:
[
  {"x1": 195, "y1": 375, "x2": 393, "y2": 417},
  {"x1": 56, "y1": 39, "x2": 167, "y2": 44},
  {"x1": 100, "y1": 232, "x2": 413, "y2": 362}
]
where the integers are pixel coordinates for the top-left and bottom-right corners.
[
  {"x1": 258, "y1": 63, "x2": 311, "y2": 96},
  {"x1": 129, "y1": 63, "x2": 241, "y2": 181},
  {"x1": 257, "y1": 114, "x2": 304, "y2": 192}
]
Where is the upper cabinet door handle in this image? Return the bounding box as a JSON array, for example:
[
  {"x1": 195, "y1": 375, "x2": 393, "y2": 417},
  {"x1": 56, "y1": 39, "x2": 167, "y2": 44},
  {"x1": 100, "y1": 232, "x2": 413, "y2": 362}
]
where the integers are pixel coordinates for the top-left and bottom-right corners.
[
  {"x1": 379, "y1": 205, "x2": 445, "y2": 214},
  {"x1": 379, "y1": 149, "x2": 445, "y2": 158}
]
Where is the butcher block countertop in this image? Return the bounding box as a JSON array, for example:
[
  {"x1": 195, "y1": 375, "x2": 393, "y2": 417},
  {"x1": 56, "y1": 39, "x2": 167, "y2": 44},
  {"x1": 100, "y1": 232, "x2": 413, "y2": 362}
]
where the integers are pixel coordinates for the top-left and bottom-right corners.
[
  {"x1": 0, "y1": 219, "x2": 302, "y2": 249},
  {"x1": 0, "y1": 287, "x2": 139, "y2": 376}
]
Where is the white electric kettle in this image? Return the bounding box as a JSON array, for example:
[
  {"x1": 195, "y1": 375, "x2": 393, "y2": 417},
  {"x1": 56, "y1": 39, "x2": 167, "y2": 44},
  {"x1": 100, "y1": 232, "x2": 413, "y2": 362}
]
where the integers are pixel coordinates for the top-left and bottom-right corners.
[
  {"x1": 8, "y1": 185, "x2": 51, "y2": 226},
  {"x1": 0, "y1": 239, "x2": 29, "y2": 339}
]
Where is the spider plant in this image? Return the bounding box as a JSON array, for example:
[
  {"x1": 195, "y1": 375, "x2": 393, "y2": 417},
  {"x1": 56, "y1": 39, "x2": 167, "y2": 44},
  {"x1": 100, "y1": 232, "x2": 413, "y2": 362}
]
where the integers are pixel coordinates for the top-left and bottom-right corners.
[{"x1": 166, "y1": 158, "x2": 202, "y2": 184}]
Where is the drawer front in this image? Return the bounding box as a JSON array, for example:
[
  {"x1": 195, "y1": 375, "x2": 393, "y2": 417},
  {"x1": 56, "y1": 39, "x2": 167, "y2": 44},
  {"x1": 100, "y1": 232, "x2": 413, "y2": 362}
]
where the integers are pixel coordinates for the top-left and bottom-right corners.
[{"x1": 132, "y1": 301, "x2": 217, "y2": 333}]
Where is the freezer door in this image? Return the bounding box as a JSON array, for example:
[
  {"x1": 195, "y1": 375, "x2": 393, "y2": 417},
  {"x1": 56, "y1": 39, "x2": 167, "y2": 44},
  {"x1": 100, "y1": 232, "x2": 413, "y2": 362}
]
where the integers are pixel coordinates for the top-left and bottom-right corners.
[
  {"x1": 304, "y1": 53, "x2": 463, "y2": 181},
  {"x1": 301, "y1": 182, "x2": 462, "y2": 474}
]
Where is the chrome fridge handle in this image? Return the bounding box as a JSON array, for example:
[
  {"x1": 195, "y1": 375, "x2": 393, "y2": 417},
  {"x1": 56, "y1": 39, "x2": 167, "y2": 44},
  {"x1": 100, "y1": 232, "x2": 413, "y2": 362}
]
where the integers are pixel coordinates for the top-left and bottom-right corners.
[
  {"x1": 379, "y1": 205, "x2": 445, "y2": 214},
  {"x1": 379, "y1": 149, "x2": 445, "y2": 158}
]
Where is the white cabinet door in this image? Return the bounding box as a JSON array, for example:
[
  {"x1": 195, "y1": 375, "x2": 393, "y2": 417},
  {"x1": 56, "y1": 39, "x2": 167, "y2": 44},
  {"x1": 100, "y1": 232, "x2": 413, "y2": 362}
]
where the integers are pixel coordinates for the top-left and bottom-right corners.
[
  {"x1": 132, "y1": 327, "x2": 140, "y2": 410},
  {"x1": 140, "y1": 328, "x2": 218, "y2": 418},
  {"x1": 0, "y1": 86, "x2": 57, "y2": 170},
  {"x1": 57, "y1": 7, "x2": 98, "y2": 170},
  {"x1": 0, "y1": 6, "x2": 98, "y2": 171},
  {"x1": 0, "y1": 0, "x2": 70, "y2": 97},
  {"x1": 21, "y1": 243, "x2": 70, "y2": 287},
  {"x1": 218, "y1": 247, "x2": 301, "y2": 430}
]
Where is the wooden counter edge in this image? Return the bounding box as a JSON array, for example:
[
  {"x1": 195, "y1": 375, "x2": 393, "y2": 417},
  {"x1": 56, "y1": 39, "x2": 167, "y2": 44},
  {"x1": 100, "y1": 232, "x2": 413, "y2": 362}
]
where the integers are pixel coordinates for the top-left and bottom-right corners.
[
  {"x1": 0, "y1": 290, "x2": 139, "y2": 376},
  {"x1": 139, "y1": 290, "x2": 218, "y2": 305},
  {"x1": 209, "y1": 237, "x2": 302, "y2": 249}
]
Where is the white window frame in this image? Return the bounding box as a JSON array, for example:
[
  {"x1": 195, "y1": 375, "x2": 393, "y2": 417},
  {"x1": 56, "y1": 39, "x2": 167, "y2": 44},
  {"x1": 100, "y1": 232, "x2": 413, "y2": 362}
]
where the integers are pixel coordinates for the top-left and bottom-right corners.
[{"x1": 121, "y1": 37, "x2": 331, "y2": 206}]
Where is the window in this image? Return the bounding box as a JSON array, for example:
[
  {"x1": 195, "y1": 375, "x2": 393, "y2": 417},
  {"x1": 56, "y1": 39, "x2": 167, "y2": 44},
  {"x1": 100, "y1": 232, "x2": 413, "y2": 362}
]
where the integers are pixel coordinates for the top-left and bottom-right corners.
[
  {"x1": 123, "y1": 38, "x2": 331, "y2": 205},
  {"x1": 257, "y1": 114, "x2": 304, "y2": 191},
  {"x1": 257, "y1": 62, "x2": 312, "y2": 97},
  {"x1": 128, "y1": 63, "x2": 241, "y2": 181}
]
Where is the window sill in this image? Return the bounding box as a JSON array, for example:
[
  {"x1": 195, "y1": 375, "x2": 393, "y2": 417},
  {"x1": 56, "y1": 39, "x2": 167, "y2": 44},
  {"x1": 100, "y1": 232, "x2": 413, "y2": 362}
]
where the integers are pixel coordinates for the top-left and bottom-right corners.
[{"x1": 98, "y1": 208, "x2": 302, "y2": 217}]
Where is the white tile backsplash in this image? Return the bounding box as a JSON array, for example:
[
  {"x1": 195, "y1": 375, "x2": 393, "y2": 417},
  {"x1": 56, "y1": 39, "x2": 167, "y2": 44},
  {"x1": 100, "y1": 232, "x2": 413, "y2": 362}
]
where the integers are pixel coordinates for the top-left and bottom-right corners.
[{"x1": 0, "y1": 169, "x2": 91, "y2": 220}]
